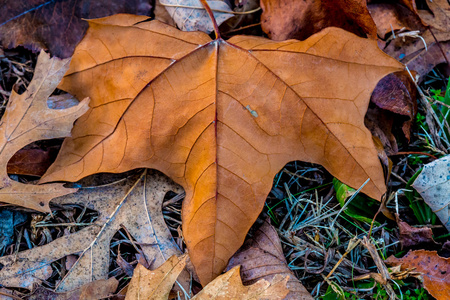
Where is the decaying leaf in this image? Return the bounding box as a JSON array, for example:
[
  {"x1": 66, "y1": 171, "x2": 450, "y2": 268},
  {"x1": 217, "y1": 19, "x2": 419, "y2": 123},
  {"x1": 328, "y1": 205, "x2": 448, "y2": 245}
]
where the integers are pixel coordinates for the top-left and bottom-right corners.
[
  {"x1": 0, "y1": 171, "x2": 185, "y2": 291},
  {"x1": 385, "y1": 250, "x2": 450, "y2": 300},
  {"x1": 0, "y1": 0, "x2": 153, "y2": 58},
  {"x1": 126, "y1": 255, "x2": 289, "y2": 299},
  {"x1": 367, "y1": 3, "x2": 424, "y2": 39},
  {"x1": 26, "y1": 278, "x2": 118, "y2": 300},
  {"x1": 155, "y1": 0, "x2": 177, "y2": 27},
  {"x1": 40, "y1": 14, "x2": 402, "y2": 284},
  {"x1": 406, "y1": 41, "x2": 450, "y2": 80},
  {"x1": 125, "y1": 255, "x2": 187, "y2": 300},
  {"x1": 260, "y1": 0, "x2": 377, "y2": 41},
  {"x1": 396, "y1": 214, "x2": 439, "y2": 249},
  {"x1": 412, "y1": 155, "x2": 450, "y2": 231},
  {"x1": 0, "y1": 51, "x2": 88, "y2": 212},
  {"x1": 365, "y1": 71, "x2": 417, "y2": 155},
  {"x1": 7, "y1": 142, "x2": 60, "y2": 176},
  {"x1": 160, "y1": 0, "x2": 233, "y2": 33},
  {"x1": 193, "y1": 266, "x2": 289, "y2": 299},
  {"x1": 417, "y1": 0, "x2": 450, "y2": 32},
  {"x1": 381, "y1": 0, "x2": 450, "y2": 81},
  {"x1": 226, "y1": 219, "x2": 313, "y2": 299}
]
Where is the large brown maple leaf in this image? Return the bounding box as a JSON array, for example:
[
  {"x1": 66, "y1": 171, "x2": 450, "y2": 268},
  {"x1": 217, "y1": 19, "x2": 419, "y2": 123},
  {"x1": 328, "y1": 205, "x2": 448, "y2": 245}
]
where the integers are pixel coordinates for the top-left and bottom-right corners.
[{"x1": 40, "y1": 14, "x2": 403, "y2": 284}]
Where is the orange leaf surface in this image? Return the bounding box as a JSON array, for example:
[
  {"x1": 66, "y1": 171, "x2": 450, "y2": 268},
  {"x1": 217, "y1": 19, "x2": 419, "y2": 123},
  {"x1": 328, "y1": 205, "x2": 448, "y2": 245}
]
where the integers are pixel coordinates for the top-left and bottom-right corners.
[
  {"x1": 385, "y1": 250, "x2": 450, "y2": 300},
  {"x1": 41, "y1": 14, "x2": 403, "y2": 284}
]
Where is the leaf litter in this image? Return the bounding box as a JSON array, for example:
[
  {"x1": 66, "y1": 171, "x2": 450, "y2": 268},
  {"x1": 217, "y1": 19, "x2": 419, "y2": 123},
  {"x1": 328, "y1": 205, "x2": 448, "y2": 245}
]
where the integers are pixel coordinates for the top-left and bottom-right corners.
[
  {"x1": 0, "y1": 1, "x2": 450, "y2": 299},
  {"x1": 0, "y1": 170, "x2": 189, "y2": 293}
]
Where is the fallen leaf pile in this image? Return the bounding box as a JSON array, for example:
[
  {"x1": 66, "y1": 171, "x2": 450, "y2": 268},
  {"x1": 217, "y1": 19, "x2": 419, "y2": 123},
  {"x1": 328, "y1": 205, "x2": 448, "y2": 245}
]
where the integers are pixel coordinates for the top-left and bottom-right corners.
[
  {"x1": 1, "y1": 0, "x2": 450, "y2": 298},
  {"x1": 126, "y1": 255, "x2": 290, "y2": 299},
  {"x1": 0, "y1": 169, "x2": 186, "y2": 291},
  {"x1": 37, "y1": 14, "x2": 402, "y2": 284}
]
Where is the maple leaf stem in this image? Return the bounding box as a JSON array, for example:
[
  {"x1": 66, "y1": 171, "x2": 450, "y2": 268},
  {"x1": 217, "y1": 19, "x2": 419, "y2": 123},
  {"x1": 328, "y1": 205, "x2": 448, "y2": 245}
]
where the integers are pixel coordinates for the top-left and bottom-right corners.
[{"x1": 199, "y1": 0, "x2": 221, "y2": 39}]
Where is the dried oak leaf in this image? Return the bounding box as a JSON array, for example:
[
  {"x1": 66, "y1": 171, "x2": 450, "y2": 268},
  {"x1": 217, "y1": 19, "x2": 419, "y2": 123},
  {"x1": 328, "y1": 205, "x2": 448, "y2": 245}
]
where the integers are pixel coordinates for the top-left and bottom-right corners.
[
  {"x1": 226, "y1": 219, "x2": 313, "y2": 300},
  {"x1": 0, "y1": 51, "x2": 88, "y2": 212},
  {"x1": 0, "y1": 171, "x2": 186, "y2": 292},
  {"x1": 0, "y1": 0, "x2": 153, "y2": 58},
  {"x1": 385, "y1": 250, "x2": 450, "y2": 300},
  {"x1": 260, "y1": 0, "x2": 377, "y2": 41},
  {"x1": 126, "y1": 255, "x2": 289, "y2": 300},
  {"x1": 125, "y1": 255, "x2": 188, "y2": 300},
  {"x1": 6, "y1": 95, "x2": 80, "y2": 177},
  {"x1": 192, "y1": 266, "x2": 289, "y2": 299},
  {"x1": 40, "y1": 14, "x2": 403, "y2": 285}
]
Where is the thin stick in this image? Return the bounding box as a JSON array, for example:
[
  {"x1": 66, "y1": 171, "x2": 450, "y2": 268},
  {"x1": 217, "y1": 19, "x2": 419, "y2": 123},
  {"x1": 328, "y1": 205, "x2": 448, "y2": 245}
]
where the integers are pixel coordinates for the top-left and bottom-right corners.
[
  {"x1": 429, "y1": 27, "x2": 450, "y2": 65},
  {"x1": 389, "y1": 151, "x2": 438, "y2": 160},
  {"x1": 199, "y1": 0, "x2": 220, "y2": 39},
  {"x1": 160, "y1": 3, "x2": 261, "y2": 15},
  {"x1": 0, "y1": 291, "x2": 23, "y2": 300}
]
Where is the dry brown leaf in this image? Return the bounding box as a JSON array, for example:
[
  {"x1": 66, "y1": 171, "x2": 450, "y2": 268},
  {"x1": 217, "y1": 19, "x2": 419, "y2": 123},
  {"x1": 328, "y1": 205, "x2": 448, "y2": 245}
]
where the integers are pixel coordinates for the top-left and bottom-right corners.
[
  {"x1": 0, "y1": 171, "x2": 186, "y2": 291},
  {"x1": 365, "y1": 71, "x2": 418, "y2": 155},
  {"x1": 0, "y1": 51, "x2": 88, "y2": 212},
  {"x1": 126, "y1": 255, "x2": 289, "y2": 300},
  {"x1": 193, "y1": 266, "x2": 289, "y2": 299},
  {"x1": 6, "y1": 94, "x2": 80, "y2": 177},
  {"x1": 396, "y1": 214, "x2": 439, "y2": 249},
  {"x1": 260, "y1": 0, "x2": 377, "y2": 41},
  {"x1": 0, "y1": 0, "x2": 153, "y2": 58},
  {"x1": 40, "y1": 14, "x2": 402, "y2": 285},
  {"x1": 26, "y1": 278, "x2": 119, "y2": 300},
  {"x1": 368, "y1": 3, "x2": 424, "y2": 39},
  {"x1": 385, "y1": 250, "x2": 450, "y2": 300},
  {"x1": 125, "y1": 255, "x2": 187, "y2": 300},
  {"x1": 417, "y1": 0, "x2": 450, "y2": 32},
  {"x1": 381, "y1": 0, "x2": 450, "y2": 81},
  {"x1": 406, "y1": 41, "x2": 450, "y2": 80},
  {"x1": 226, "y1": 219, "x2": 313, "y2": 300},
  {"x1": 7, "y1": 144, "x2": 59, "y2": 176},
  {"x1": 154, "y1": 0, "x2": 177, "y2": 27}
]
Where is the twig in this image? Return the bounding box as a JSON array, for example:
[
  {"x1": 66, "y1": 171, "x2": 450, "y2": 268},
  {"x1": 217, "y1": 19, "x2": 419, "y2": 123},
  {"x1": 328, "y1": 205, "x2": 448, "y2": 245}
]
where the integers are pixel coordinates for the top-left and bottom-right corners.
[
  {"x1": 0, "y1": 291, "x2": 23, "y2": 300},
  {"x1": 34, "y1": 222, "x2": 93, "y2": 227},
  {"x1": 389, "y1": 151, "x2": 437, "y2": 160},
  {"x1": 325, "y1": 238, "x2": 360, "y2": 280},
  {"x1": 429, "y1": 27, "x2": 450, "y2": 65},
  {"x1": 160, "y1": 3, "x2": 261, "y2": 15}
]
